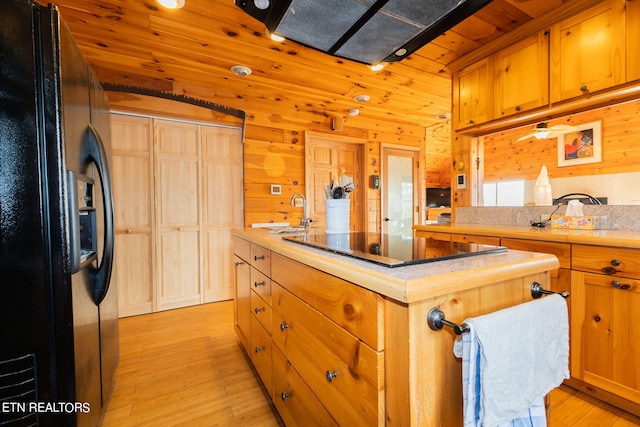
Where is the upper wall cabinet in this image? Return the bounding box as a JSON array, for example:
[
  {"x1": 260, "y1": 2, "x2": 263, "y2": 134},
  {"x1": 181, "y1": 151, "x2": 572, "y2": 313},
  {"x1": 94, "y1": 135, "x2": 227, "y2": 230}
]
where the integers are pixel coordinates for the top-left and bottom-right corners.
[
  {"x1": 453, "y1": 58, "x2": 493, "y2": 129},
  {"x1": 550, "y1": 0, "x2": 626, "y2": 103},
  {"x1": 627, "y1": 0, "x2": 640, "y2": 83},
  {"x1": 495, "y1": 31, "x2": 549, "y2": 118}
]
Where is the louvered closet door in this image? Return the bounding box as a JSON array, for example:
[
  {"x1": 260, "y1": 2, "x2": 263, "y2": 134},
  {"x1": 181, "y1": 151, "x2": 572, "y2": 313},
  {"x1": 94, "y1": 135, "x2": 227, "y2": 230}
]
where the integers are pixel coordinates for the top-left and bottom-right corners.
[
  {"x1": 202, "y1": 126, "x2": 243, "y2": 302},
  {"x1": 154, "y1": 120, "x2": 202, "y2": 311}
]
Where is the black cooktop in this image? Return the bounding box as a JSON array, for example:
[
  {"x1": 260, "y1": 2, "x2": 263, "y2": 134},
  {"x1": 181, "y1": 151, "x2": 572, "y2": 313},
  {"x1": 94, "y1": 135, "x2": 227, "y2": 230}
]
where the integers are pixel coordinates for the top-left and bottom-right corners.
[{"x1": 283, "y1": 232, "x2": 507, "y2": 268}]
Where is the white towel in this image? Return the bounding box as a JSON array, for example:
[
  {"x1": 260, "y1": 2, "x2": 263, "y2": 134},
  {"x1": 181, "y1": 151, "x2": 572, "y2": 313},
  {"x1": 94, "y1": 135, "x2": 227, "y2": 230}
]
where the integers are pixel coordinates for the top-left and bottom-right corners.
[{"x1": 453, "y1": 294, "x2": 569, "y2": 427}]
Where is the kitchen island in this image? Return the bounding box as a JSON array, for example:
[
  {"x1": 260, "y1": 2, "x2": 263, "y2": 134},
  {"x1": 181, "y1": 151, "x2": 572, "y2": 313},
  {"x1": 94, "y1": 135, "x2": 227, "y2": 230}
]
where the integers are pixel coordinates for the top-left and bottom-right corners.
[
  {"x1": 414, "y1": 223, "x2": 640, "y2": 417},
  {"x1": 232, "y1": 228, "x2": 559, "y2": 426}
]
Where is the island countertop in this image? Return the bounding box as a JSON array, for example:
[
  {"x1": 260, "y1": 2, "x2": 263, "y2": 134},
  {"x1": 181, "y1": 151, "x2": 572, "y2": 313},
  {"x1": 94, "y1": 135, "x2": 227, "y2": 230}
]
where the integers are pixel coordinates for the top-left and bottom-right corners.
[
  {"x1": 232, "y1": 228, "x2": 559, "y2": 304},
  {"x1": 413, "y1": 223, "x2": 640, "y2": 249}
]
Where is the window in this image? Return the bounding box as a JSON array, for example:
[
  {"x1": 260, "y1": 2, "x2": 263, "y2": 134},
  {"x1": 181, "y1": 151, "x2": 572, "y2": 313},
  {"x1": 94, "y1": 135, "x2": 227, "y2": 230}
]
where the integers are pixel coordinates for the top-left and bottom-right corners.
[{"x1": 483, "y1": 180, "x2": 525, "y2": 206}]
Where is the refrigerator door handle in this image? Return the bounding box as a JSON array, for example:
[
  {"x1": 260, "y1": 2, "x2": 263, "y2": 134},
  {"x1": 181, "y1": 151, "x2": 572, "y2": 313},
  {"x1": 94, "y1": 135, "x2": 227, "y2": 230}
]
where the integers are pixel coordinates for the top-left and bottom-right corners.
[{"x1": 85, "y1": 124, "x2": 115, "y2": 305}]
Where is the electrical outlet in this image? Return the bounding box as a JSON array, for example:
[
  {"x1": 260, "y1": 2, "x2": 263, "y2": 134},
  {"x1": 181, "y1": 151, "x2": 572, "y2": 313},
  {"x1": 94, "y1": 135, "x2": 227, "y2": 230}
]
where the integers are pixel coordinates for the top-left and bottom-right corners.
[
  {"x1": 294, "y1": 198, "x2": 304, "y2": 208},
  {"x1": 540, "y1": 214, "x2": 552, "y2": 222}
]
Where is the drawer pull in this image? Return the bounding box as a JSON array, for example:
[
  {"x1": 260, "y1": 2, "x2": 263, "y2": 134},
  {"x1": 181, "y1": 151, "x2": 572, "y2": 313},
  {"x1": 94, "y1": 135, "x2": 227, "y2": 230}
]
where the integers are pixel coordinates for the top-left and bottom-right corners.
[
  {"x1": 254, "y1": 255, "x2": 265, "y2": 261},
  {"x1": 280, "y1": 392, "x2": 291, "y2": 401},
  {"x1": 610, "y1": 259, "x2": 621, "y2": 267},
  {"x1": 580, "y1": 85, "x2": 588, "y2": 92},
  {"x1": 255, "y1": 346, "x2": 265, "y2": 353},
  {"x1": 325, "y1": 370, "x2": 338, "y2": 383},
  {"x1": 602, "y1": 267, "x2": 618, "y2": 275},
  {"x1": 254, "y1": 307, "x2": 265, "y2": 314},
  {"x1": 279, "y1": 323, "x2": 290, "y2": 331},
  {"x1": 612, "y1": 280, "x2": 632, "y2": 290},
  {"x1": 254, "y1": 281, "x2": 265, "y2": 287},
  {"x1": 234, "y1": 261, "x2": 244, "y2": 266}
]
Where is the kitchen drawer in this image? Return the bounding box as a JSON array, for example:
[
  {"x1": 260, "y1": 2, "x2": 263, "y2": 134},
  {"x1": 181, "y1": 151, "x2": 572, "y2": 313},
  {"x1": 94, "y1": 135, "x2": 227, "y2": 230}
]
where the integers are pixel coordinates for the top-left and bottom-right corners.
[
  {"x1": 572, "y1": 245, "x2": 640, "y2": 279},
  {"x1": 250, "y1": 267, "x2": 272, "y2": 304},
  {"x1": 451, "y1": 233, "x2": 501, "y2": 246},
  {"x1": 250, "y1": 315, "x2": 272, "y2": 396},
  {"x1": 271, "y1": 253, "x2": 384, "y2": 351},
  {"x1": 272, "y1": 283, "x2": 384, "y2": 426},
  {"x1": 233, "y1": 236, "x2": 251, "y2": 263},
  {"x1": 250, "y1": 243, "x2": 271, "y2": 276},
  {"x1": 414, "y1": 230, "x2": 451, "y2": 241},
  {"x1": 251, "y1": 290, "x2": 272, "y2": 334},
  {"x1": 272, "y1": 346, "x2": 338, "y2": 427},
  {"x1": 501, "y1": 238, "x2": 571, "y2": 269}
]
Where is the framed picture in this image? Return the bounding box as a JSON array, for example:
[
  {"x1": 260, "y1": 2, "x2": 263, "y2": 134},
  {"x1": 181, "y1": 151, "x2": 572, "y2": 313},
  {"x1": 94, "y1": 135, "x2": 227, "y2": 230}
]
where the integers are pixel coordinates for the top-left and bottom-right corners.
[{"x1": 557, "y1": 121, "x2": 602, "y2": 167}]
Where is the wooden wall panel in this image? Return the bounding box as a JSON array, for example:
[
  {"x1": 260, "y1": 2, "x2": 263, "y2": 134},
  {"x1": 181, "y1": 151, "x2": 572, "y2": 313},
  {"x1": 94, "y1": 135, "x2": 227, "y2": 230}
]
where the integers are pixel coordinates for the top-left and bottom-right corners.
[{"x1": 483, "y1": 99, "x2": 640, "y2": 182}]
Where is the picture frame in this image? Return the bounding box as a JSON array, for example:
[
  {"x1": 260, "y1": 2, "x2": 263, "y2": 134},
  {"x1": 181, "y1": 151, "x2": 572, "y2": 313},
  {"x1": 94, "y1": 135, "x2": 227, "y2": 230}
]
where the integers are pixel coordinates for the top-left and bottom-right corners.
[{"x1": 557, "y1": 120, "x2": 602, "y2": 167}]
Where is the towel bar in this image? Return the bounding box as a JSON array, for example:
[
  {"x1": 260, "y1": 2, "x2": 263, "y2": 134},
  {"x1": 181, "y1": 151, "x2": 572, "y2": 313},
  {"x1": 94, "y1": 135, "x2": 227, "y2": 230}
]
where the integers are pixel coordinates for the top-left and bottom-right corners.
[
  {"x1": 530, "y1": 281, "x2": 570, "y2": 299},
  {"x1": 427, "y1": 307, "x2": 470, "y2": 335}
]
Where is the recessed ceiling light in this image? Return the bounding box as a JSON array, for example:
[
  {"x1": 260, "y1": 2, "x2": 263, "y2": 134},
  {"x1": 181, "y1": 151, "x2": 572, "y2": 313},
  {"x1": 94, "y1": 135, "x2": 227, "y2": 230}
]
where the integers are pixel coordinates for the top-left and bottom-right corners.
[
  {"x1": 254, "y1": 0, "x2": 270, "y2": 9},
  {"x1": 395, "y1": 48, "x2": 408, "y2": 56},
  {"x1": 348, "y1": 109, "x2": 360, "y2": 116},
  {"x1": 230, "y1": 65, "x2": 252, "y2": 77},
  {"x1": 265, "y1": 29, "x2": 285, "y2": 42},
  {"x1": 368, "y1": 63, "x2": 386, "y2": 71},
  {"x1": 436, "y1": 113, "x2": 451, "y2": 120},
  {"x1": 157, "y1": 0, "x2": 185, "y2": 9},
  {"x1": 354, "y1": 94, "x2": 370, "y2": 103}
]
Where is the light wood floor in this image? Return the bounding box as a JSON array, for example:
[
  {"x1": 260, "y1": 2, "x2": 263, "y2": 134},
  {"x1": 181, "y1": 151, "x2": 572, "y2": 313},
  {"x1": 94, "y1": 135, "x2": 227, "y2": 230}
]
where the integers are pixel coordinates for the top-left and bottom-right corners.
[{"x1": 102, "y1": 301, "x2": 640, "y2": 426}]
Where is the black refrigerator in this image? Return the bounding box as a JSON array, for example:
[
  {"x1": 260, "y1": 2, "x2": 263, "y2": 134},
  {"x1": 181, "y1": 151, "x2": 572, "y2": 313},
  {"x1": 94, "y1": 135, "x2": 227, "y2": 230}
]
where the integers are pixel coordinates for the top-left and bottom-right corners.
[{"x1": 0, "y1": 1, "x2": 119, "y2": 426}]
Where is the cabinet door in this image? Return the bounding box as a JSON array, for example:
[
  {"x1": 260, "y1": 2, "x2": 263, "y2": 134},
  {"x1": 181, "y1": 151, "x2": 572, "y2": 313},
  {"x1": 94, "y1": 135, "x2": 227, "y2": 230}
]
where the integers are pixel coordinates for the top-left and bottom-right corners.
[
  {"x1": 155, "y1": 120, "x2": 201, "y2": 310},
  {"x1": 111, "y1": 114, "x2": 154, "y2": 316},
  {"x1": 571, "y1": 271, "x2": 640, "y2": 404},
  {"x1": 496, "y1": 31, "x2": 549, "y2": 118},
  {"x1": 628, "y1": 0, "x2": 640, "y2": 82},
  {"x1": 453, "y1": 58, "x2": 492, "y2": 129},
  {"x1": 550, "y1": 0, "x2": 625, "y2": 102},
  {"x1": 234, "y1": 254, "x2": 251, "y2": 353},
  {"x1": 250, "y1": 315, "x2": 272, "y2": 397},
  {"x1": 202, "y1": 127, "x2": 243, "y2": 302}
]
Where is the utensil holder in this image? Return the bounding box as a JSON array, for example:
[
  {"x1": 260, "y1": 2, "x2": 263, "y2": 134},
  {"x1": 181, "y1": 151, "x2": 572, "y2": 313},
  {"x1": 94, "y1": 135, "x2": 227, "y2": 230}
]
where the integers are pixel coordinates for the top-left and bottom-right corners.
[{"x1": 325, "y1": 199, "x2": 350, "y2": 234}]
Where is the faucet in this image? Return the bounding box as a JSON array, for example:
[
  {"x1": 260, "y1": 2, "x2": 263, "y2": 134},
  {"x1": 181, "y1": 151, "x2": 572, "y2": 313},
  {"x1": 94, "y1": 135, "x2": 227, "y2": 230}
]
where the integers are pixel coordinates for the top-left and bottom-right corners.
[{"x1": 290, "y1": 193, "x2": 312, "y2": 229}]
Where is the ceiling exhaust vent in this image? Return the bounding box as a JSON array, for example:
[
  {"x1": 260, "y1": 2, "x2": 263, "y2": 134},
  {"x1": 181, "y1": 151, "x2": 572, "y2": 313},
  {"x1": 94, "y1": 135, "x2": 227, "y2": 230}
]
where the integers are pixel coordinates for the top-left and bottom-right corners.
[{"x1": 236, "y1": 0, "x2": 494, "y2": 65}]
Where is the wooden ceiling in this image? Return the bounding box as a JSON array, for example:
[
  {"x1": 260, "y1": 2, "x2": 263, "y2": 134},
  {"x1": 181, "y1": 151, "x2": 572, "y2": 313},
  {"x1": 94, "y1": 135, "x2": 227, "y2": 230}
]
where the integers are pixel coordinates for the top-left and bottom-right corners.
[{"x1": 48, "y1": 0, "x2": 567, "y2": 128}]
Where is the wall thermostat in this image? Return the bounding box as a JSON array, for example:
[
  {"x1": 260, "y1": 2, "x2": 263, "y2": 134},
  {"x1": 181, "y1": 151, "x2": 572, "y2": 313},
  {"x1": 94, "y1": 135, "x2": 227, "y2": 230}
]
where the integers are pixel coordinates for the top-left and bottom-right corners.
[
  {"x1": 270, "y1": 184, "x2": 282, "y2": 195},
  {"x1": 456, "y1": 174, "x2": 466, "y2": 189}
]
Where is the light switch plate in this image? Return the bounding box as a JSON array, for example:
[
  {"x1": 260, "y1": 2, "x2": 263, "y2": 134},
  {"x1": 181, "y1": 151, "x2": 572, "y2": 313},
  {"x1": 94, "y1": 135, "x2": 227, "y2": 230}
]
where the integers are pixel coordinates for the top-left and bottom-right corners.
[{"x1": 270, "y1": 184, "x2": 282, "y2": 195}]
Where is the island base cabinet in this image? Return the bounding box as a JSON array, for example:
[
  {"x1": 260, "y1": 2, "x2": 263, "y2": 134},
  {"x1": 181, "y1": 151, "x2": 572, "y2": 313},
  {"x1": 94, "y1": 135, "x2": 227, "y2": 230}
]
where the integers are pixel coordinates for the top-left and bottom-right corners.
[
  {"x1": 570, "y1": 271, "x2": 640, "y2": 407},
  {"x1": 384, "y1": 271, "x2": 551, "y2": 426},
  {"x1": 272, "y1": 346, "x2": 338, "y2": 427},
  {"x1": 272, "y1": 282, "x2": 384, "y2": 426}
]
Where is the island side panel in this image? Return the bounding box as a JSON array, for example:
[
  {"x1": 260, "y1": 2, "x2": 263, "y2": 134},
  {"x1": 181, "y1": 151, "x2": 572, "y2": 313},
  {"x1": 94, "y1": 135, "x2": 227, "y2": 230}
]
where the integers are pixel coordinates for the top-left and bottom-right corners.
[{"x1": 385, "y1": 271, "x2": 550, "y2": 426}]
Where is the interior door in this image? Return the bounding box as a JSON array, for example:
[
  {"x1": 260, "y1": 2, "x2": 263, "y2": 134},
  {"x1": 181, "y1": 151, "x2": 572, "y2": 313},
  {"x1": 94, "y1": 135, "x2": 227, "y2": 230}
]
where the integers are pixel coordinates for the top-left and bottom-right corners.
[
  {"x1": 305, "y1": 132, "x2": 365, "y2": 231},
  {"x1": 382, "y1": 147, "x2": 420, "y2": 236}
]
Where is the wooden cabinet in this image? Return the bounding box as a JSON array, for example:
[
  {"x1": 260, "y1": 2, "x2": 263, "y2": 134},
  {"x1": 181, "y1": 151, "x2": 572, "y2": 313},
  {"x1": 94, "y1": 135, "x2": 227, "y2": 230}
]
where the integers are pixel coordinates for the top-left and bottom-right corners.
[
  {"x1": 550, "y1": 0, "x2": 626, "y2": 103},
  {"x1": 270, "y1": 253, "x2": 384, "y2": 425},
  {"x1": 571, "y1": 244, "x2": 640, "y2": 405},
  {"x1": 451, "y1": 233, "x2": 501, "y2": 246},
  {"x1": 628, "y1": 0, "x2": 640, "y2": 83},
  {"x1": 414, "y1": 230, "x2": 451, "y2": 241},
  {"x1": 111, "y1": 115, "x2": 155, "y2": 317},
  {"x1": 271, "y1": 282, "x2": 384, "y2": 426},
  {"x1": 453, "y1": 58, "x2": 493, "y2": 129},
  {"x1": 272, "y1": 346, "x2": 338, "y2": 427},
  {"x1": 233, "y1": 235, "x2": 251, "y2": 353},
  {"x1": 111, "y1": 113, "x2": 243, "y2": 315},
  {"x1": 495, "y1": 31, "x2": 549, "y2": 118}
]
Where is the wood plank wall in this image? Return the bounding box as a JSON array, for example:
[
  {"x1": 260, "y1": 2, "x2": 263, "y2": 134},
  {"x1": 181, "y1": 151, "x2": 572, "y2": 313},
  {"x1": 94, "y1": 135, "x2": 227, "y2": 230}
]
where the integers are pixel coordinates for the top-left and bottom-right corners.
[
  {"x1": 482, "y1": 99, "x2": 640, "y2": 182},
  {"x1": 108, "y1": 92, "x2": 451, "y2": 231}
]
